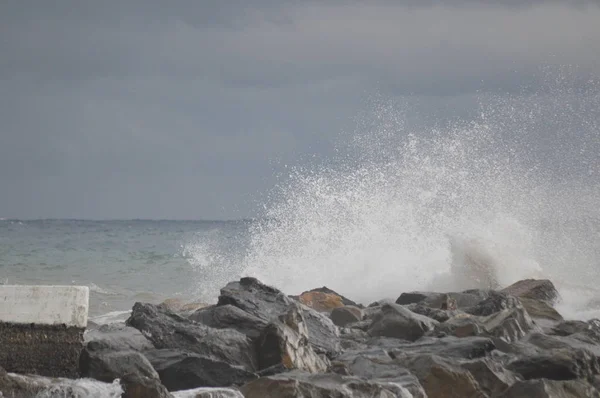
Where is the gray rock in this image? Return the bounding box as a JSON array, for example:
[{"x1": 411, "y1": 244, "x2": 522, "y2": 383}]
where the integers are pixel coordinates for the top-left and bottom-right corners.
[
  {"x1": 368, "y1": 303, "x2": 438, "y2": 341},
  {"x1": 256, "y1": 303, "x2": 329, "y2": 373},
  {"x1": 79, "y1": 349, "x2": 158, "y2": 383},
  {"x1": 506, "y1": 348, "x2": 600, "y2": 381},
  {"x1": 550, "y1": 319, "x2": 600, "y2": 345},
  {"x1": 172, "y1": 387, "x2": 244, "y2": 398},
  {"x1": 126, "y1": 302, "x2": 257, "y2": 371},
  {"x1": 333, "y1": 350, "x2": 426, "y2": 398},
  {"x1": 404, "y1": 303, "x2": 459, "y2": 322},
  {"x1": 497, "y1": 379, "x2": 600, "y2": 398},
  {"x1": 189, "y1": 304, "x2": 268, "y2": 340},
  {"x1": 217, "y1": 278, "x2": 341, "y2": 357},
  {"x1": 501, "y1": 278, "x2": 560, "y2": 303},
  {"x1": 394, "y1": 354, "x2": 487, "y2": 398},
  {"x1": 330, "y1": 306, "x2": 362, "y2": 327},
  {"x1": 465, "y1": 291, "x2": 522, "y2": 316},
  {"x1": 519, "y1": 297, "x2": 563, "y2": 324},
  {"x1": 240, "y1": 370, "x2": 404, "y2": 398},
  {"x1": 121, "y1": 373, "x2": 172, "y2": 398},
  {"x1": 84, "y1": 323, "x2": 154, "y2": 352},
  {"x1": 460, "y1": 358, "x2": 519, "y2": 397},
  {"x1": 381, "y1": 336, "x2": 496, "y2": 360},
  {"x1": 145, "y1": 349, "x2": 257, "y2": 391}
]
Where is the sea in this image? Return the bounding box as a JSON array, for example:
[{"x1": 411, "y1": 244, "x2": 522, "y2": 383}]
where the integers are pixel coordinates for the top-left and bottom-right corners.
[{"x1": 1, "y1": 75, "x2": 600, "y2": 395}]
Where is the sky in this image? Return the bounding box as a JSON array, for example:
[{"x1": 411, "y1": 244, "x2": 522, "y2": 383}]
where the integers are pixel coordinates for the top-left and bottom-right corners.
[{"x1": 1, "y1": 0, "x2": 599, "y2": 219}]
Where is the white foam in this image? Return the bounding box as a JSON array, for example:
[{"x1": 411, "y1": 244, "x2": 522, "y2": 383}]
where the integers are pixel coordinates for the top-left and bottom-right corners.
[
  {"x1": 6, "y1": 373, "x2": 122, "y2": 398},
  {"x1": 0, "y1": 285, "x2": 89, "y2": 327},
  {"x1": 241, "y1": 75, "x2": 600, "y2": 313}
]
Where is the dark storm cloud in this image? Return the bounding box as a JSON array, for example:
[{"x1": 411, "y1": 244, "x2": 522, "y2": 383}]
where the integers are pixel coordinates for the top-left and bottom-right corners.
[{"x1": 0, "y1": 1, "x2": 599, "y2": 219}]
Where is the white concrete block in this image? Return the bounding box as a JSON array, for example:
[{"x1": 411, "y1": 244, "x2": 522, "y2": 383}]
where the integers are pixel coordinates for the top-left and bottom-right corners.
[{"x1": 0, "y1": 285, "x2": 89, "y2": 328}]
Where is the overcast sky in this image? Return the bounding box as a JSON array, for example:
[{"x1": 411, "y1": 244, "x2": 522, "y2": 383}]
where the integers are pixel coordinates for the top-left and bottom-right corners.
[{"x1": 1, "y1": 1, "x2": 599, "y2": 219}]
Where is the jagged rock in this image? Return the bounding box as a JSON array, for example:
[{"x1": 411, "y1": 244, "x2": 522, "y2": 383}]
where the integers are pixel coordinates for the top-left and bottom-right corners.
[
  {"x1": 218, "y1": 277, "x2": 292, "y2": 321},
  {"x1": 396, "y1": 291, "x2": 445, "y2": 306},
  {"x1": 189, "y1": 304, "x2": 268, "y2": 340},
  {"x1": 159, "y1": 298, "x2": 210, "y2": 316},
  {"x1": 405, "y1": 303, "x2": 458, "y2": 322},
  {"x1": 330, "y1": 306, "x2": 362, "y2": 327},
  {"x1": 240, "y1": 370, "x2": 403, "y2": 398},
  {"x1": 79, "y1": 349, "x2": 158, "y2": 383},
  {"x1": 381, "y1": 336, "x2": 496, "y2": 360},
  {"x1": 120, "y1": 373, "x2": 172, "y2": 398},
  {"x1": 293, "y1": 286, "x2": 361, "y2": 307},
  {"x1": 502, "y1": 279, "x2": 560, "y2": 303},
  {"x1": 438, "y1": 305, "x2": 537, "y2": 343},
  {"x1": 460, "y1": 358, "x2": 519, "y2": 397},
  {"x1": 465, "y1": 291, "x2": 522, "y2": 316},
  {"x1": 524, "y1": 332, "x2": 600, "y2": 357},
  {"x1": 396, "y1": 290, "x2": 490, "y2": 310},
  {"x1": 333, "y1": 350, "x2": 426, "y2": 397},
  {"x1": 497, "y1": 379, "x2": 600, "y2": 398},
  {"x1": 550, "y1": 319, "x2": 600, "y2": 345},
  {"x1": 256, "y1": 303, "x2": 329, "y2": 373},
  {"x1": 297, "y1": 291, "x2": 344, "y2": 313},
  {"x1": 172, "y1": 387, "x2": 244, "y2": 398},
  {"x1": 218, "y1": 278, "x2": 341, "y2": 357},
  {"x1": 368, "y1": 303, "x2": 438, "y2": 341},
  {"x1": 520, "y1": 297, "x2": 563, "y2": 324},
  {"x1": 394, "y1": 354, "x2": 487, "y2": 398},
  {"x1": 84, "y1": 323, "x2": 154, "y2": 352},
  {"x1": 144, "y1": 349, "x2": 257, "y2": 391},
  {"x1": 126, "y1": 302, "x2": 257, "y2": 371},
  {"x1": 506, "y1": 348, "x2": 600, "y2": 381}
]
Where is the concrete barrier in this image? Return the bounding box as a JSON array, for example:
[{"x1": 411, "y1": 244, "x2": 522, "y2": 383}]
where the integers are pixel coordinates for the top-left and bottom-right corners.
[{"x1": 0, "y1": 285, "x2": 89, "y2": 378}]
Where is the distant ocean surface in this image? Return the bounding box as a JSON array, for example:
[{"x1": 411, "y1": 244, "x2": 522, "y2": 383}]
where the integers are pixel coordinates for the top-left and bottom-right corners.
[{"x1": 0, "y1": 219, "x2": 253, "y2": 320}]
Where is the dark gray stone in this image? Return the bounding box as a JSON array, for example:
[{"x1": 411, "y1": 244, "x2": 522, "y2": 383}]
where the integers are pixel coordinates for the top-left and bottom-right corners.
[
  {"x1": 460, "y1": 358, "x2": 519, "y2": 397},
  {"x1": 189, "y1": 304, "x2": 268, "y2": 340},
  {"x1": 218, "y1": 278, "x2": 340, "y2": 357},
  {"x1": 330, "y1": 306, "x2": 362, "y2": 327},
  {"x1": 497, "y1": 379, "x2": 600, "y2": 398},
  {"x1": 79, "y1": 349, "x2": 158, "y2": 383},
  {"x1": 506, "y1": 348, "x2": 600, "y2": 381},
  {"x1": 144, "y1": 349, "x2": 257, "y2": 391},
  {"x1": 240, "y1": 370, "x2": 404, "y2": 398},
  {"x1": 120, "y1": 373, "x2": 172, "y2": 398},
  {"x1": 465, "y1": 291, "x2": 522, "y2": 316},
  {"x1": 501, "y1": 278, "x2": 560, "y2": 303},
  {"x1": 84, "y1": 323, "x2": 153, "y2": 352},
  {"x1": 126, "y1": 302, "x2": 257, "y2": 372},
  {"x1": 380, "y1": 336, "x2": 496, "y2": 360},
  {"x1": 367, "y1": 303, "x2": 438, "y2": 341}
]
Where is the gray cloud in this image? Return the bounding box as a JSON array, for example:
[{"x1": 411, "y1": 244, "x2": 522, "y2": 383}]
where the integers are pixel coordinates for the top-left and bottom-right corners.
[{"x1": 1, "y1": 1, "x2": 599, "y2": 219}]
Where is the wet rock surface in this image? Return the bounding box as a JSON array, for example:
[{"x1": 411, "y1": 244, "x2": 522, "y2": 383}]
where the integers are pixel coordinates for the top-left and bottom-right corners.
[{"x1": 9, "y1": 277, "x2": 600, "y2": 398}]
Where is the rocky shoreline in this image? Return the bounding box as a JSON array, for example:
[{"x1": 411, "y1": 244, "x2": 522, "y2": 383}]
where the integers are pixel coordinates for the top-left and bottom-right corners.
[{"x1": 2, "y1": 277, "x2": 600, "y2": 397}]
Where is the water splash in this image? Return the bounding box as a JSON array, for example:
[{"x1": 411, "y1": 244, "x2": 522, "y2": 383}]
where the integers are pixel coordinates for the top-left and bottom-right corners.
[{"x1": 242, "y1": 69, "x2": 600, "y2": 315}]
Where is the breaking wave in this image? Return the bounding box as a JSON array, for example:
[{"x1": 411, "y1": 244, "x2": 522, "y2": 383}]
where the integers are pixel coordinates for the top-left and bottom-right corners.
[{"x1": 242, "y1": 69, "x2": 600, "y2": 317}]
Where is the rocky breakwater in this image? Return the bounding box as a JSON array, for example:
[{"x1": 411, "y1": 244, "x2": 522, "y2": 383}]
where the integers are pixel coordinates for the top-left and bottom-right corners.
[{"x1": 5, "y1": 278, "x2": 600, "y2": 397}]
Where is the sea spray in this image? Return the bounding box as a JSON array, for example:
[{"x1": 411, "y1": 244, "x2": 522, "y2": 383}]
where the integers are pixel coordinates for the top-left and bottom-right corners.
[{"x1": 240, "y1": 71, "x2": 600, "y2": 317}]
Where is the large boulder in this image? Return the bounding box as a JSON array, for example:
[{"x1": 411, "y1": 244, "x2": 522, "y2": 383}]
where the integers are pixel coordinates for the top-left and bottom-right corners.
[
  {"x1": 84, "y1": 323, "x2": 154, "y2": 352},
  {"x1": 170, "y1": 387, "x2": 244, "y2": 398},
  {"x1": 296, "y1": 291, "x2": 344, "y2": 313},
  {"x1": 497, "y1": 379, "x2": 600, "y2": 398},
  {"x1": 240, "y1": 371, "x2": 404, "y2": 398},
  {"x1": 189, "y1": 304, "x2": 268, "y2": 340},
  {"x1": 367, "y1": 303, "x2": 438, "y2": 341},
  {"x1": 79, "y1": 349, "x2": 159, "y2": 383},
  {"x1": 501, "y1": 279, "x2": 560, "y2": 303},
  {"x1": 519, "y1": 297, "x2": 564, "y2": 325},
  {"x1": 218, "y1": 278, "x2": 340, "y2": 357},
  {"x1": 438, "y1": 306, "x2": 537, "y2": 343},
  {"x1": 159, "y1": 298, "x2": 210, "y2": 317},
  {"x1": 126, "y1": 302, "x2": 257, "y2": 371},
  {"x1": 256, "y1": 303, "x2": 329, "y2": 373},
  {"x1": 394, "y1": 354, "x2": 487, "y2": 398},
  {"x1": 330, "y1": 306, "x2": 363, "y2": 328},
  {"x1": 404, "y1": 303, "x2": 458, "y2": 322},
  {"x1": 120, "y1": 373, "x2": 172, "y2": 398},
  {"x1": 550, "y1": 319, "x2": 600, "y2": 345},
  {"x1": 506, "y1": 348, "x2": 600, "y2": 381},
  {"x1": 333, "y1": 350, "x2": 426, "y2": 398},
  {"x1": 293, "y1": 286, "x2": 361, "y2": 307},
  {"x1": 144, "y1": 349, "x2": 257, "y2": 391},
  {"x1": 460, "y1": 358, "x2": 519, "y2": 397},
  {"x1": 380, "y1": 336, "x2": 496, "y2": 360},
  {"x1": 465, "y1": 291, "x2": 522, "y2": 317}
]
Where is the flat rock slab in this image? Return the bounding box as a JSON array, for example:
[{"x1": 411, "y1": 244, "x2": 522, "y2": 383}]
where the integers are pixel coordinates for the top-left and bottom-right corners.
[{"x1": 0, "y1": 285, "x2": 89, "y2": 378}]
